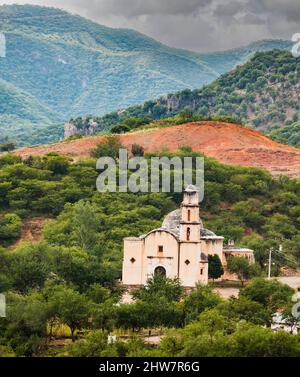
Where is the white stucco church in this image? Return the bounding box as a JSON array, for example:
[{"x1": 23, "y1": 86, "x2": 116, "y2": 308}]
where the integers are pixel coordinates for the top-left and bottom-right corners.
[{"x1": 122, "y1": 185, "x2": 254, "y2": 288}]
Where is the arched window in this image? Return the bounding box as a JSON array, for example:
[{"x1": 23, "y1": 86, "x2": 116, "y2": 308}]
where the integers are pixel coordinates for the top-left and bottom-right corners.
[
  {"x1": 187, "y1": 210, "x2": 191, "y2": 221},
  {"x1": 187, "y1": 227, "x2": 191, "y2": 241}
]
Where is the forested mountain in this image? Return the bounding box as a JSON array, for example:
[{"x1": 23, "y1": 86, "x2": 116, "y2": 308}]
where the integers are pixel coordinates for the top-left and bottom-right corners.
[
  {"x1": 0, "y1": 4, "x2": 290, "y2": 146},
  {"x1": 88, "y1": 50, "x2": 300, "y2": 147}
]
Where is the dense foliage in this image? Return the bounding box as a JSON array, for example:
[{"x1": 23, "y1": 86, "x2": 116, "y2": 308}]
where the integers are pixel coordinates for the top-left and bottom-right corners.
[
  {"x1": 0, "y1": 146, "x2": 300, "y2": 356},
  {"x1": 1, "y1": 147, "x2": 300, "y2": 270},
  {"x1": 1, "y1": 276, "x2": 298, "y2": 357},
  {"x1": 269, "y1": 121, "x2": 300, "y2": 148}
]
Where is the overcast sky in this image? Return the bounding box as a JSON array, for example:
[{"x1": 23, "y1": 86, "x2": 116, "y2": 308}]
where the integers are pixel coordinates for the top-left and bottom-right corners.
[{"x1": 0, "y1": 0, "x2": 298, "y2": 51}]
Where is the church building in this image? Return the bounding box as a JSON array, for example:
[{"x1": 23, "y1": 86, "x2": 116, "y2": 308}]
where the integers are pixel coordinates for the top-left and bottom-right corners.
[{"x1": 122, "y1": 185, "x2": 254, "y2": 288}]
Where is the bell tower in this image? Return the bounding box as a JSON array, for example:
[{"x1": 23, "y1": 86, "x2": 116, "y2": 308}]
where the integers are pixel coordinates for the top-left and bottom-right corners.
[{"x1": 180, "y1": 185, "x2": 201, "y2": 242}]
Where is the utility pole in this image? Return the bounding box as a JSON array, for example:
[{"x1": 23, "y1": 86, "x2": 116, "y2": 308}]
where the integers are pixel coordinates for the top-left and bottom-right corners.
[
  {"x1": 268, "y1": 247, "x2": 273, "y2": 280},
  {"x1": 268, "y1": 245, "x2": 282, "y2": 279}
]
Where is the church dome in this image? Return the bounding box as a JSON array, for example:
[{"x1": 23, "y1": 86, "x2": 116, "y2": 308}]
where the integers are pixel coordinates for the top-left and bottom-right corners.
[
  {"x1": 162, "y1": 208, "x2": 204, "y2": 238},
  {"x1": 161, "y1": 209, "x2": 181, "y2": 237},
  {"x1": 184, "y1": 184, "x2": 198, "y2": 192}
]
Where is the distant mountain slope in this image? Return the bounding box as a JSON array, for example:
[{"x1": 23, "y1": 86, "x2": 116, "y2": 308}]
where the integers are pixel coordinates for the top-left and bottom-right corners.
[
  {"x1": 0, "y1": 4, "x2": 290, "y2": 146},
  {"x1": 90, "y1": 50, "x2": 300, "y2": 144},
  {"x1": 16, "y1": 122, "x2": 300, "y2": 179}
]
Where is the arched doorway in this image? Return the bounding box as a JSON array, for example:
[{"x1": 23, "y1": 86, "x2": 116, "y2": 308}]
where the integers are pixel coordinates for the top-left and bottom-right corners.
[{"x1": 154, "y1": 266, "x2": 166, "y2": 277}]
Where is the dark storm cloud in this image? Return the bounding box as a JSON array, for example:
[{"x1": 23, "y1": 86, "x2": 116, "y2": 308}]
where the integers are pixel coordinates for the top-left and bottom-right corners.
[{"x1": 0, "y1": 0, "x2": 299, "y2": 51}]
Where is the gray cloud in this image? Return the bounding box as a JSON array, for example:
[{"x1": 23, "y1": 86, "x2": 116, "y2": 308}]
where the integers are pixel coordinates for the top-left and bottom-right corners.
[
  {"x1": 0, "y1": 0, "x2": 298, "y2": 51},
  {"x1": 246, "y1": 0, "x2": 300, "y2": 21},
  {"x1": 97, "y1": 0, "x2": 213, "y2": 17},
  {"x1": 243, "y1": 0, "x2": 300, "y2": 37},
  {"x1": 214, "y1": 1, "x2": 245, "y2": 17},
  {"x1": 240, "y1": 12, "x2": 265, "y2": 25}
]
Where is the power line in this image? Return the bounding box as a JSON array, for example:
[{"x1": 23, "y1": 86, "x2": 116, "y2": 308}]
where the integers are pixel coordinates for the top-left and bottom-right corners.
[
  {"x1": 267, "y1": 246, "x2": 299, "y2": 279},
  {"x1": 273, "y1": 248, "x2": 299, "y2": 267}
]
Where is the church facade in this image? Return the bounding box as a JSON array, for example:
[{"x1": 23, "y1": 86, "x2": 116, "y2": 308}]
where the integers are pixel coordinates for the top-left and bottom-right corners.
[{"x1": 122, "y1": 185, "x2": 254, "y2": 288}]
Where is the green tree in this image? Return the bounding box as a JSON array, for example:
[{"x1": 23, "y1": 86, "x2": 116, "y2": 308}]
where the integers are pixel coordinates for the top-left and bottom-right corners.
[
  {"x1": 0, "y1": 142, "x2": 15, "y2": 152},
  {"x1": 208, "y1": 254, "x2": 224, "y2": 281},
  {"x1": 5, "y1": 291, "x2": 50, "y2": 356},
  {"x1": 86, "y1": 284, "x2": 110, "y2": 304},
  {"x1": 115, "y1": 303, "x2": 146, "y2": 332},
  {"x1": 66, "y1": 330, "x2": 118, "y2": 356},
  {"x1": 230, "y1": 322, "x2": 300, "y2": 357},
  {"x1": 91, "y1": 301, "x2": 117, "y2": 331},
  {"x1": 159, "y1": 329, "x2": 184, "y2": 357},
  {"x1": 182, "y1": 284, "x2": 222, "y2": 323},
  {"x1": 110, "y1": 124, "x2": 131, "y2": 134},
  {"x1": 240, "y1": 278, "x2": 294, "y2": 312},
  {"x1": 123, "y1": 117, "x2": 150, "y2": 129},
  {"x1": 0, "y1": 153, "x2": 21, "y2": 167},
  {"x1": 0, "y1": 213, "x2": 22, "y2": 244},
  {"x1": 133, "y1": 274, "x2": 183, "y2": 303},
  {"x1": 9, "y1": 243, "x2": 50, "y2": 293},
  {"x1": 43, "y1": 154, "x2": 70, "y2": 175},
  {"x1": 91, "y1": 136, "x2": 124, "y2": 159},
  {"x1": 227, "y1": 256, "x2": 252, "y2": 286},
  {"x1": 216, "y1": 296, "x2": 271, "y2": 326},
  {"x1": 131, "y1": 143, "x2": 145, "y2": 156},
  {"x1": 72, "y1": 201, "x2": 99, "y2": 252},
  {"x1": 49, "y1": 285, "x2": 92, "y2": 341}
]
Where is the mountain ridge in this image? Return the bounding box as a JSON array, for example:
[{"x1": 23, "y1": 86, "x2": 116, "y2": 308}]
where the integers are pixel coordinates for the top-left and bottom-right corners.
[
  {"x1": 87, "y1": 49, "x2": 300, "y2": 147},
  {"x1": 0, "y1": 4, "x2": 291, "y2": 146}
]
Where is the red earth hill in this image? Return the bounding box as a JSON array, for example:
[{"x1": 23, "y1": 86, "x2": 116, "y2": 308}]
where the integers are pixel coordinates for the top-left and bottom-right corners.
[{"x1": 16, "y1": 122, "x2": 300, "y2": 178}]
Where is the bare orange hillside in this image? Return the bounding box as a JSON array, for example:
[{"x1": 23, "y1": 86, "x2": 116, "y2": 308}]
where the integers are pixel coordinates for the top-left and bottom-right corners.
[{"x1": 16, "y1": 122, "x2": 300, "y2": 178}]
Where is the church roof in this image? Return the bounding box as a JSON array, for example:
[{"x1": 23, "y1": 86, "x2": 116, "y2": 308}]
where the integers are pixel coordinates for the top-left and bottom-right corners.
[
  {"x1": 140, "y1": 228, "x2": 179, "y2": 240},
  {"x1": 223, "y1": 246, "x2": 254, "y2": 253}
]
